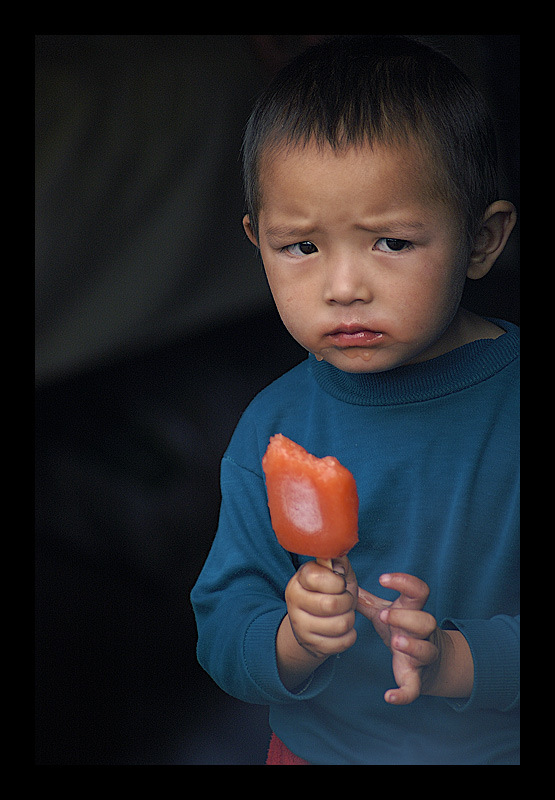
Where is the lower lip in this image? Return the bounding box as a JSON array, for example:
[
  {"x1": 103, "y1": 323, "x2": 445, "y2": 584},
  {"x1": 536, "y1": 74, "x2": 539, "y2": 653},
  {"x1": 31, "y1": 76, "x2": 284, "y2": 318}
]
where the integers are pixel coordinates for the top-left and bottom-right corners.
[{"x1": 328, "y1": 330, "x2": 383, "y2": 347}]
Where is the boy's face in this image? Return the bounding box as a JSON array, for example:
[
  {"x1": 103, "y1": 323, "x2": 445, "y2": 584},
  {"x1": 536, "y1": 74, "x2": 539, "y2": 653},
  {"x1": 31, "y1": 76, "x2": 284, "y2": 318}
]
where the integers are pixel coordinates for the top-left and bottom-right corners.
[{"x1": 245, "y1": 140, "x2": 471, "y2": 374}]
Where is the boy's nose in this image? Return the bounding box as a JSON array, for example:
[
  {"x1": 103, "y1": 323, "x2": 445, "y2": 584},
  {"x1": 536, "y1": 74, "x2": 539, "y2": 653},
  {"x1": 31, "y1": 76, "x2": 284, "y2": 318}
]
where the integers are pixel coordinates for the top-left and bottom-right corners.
[{"x1": 324, "y1": 257, "x2": 372, "y2": 305}]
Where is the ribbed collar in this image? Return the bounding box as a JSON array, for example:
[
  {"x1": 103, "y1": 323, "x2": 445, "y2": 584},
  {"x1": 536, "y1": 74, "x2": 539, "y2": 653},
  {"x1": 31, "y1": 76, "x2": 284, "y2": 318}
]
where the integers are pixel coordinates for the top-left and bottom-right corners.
[{"x1": 308, "y1": 319, "x2": 519, "y2": 406}]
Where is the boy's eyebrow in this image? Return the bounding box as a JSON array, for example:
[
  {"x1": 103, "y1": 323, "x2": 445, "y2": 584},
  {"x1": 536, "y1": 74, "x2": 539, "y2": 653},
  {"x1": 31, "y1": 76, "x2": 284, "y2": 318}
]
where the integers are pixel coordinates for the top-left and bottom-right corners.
[
  {"x1": 355, "y1": 219, "x2": 426, "y2": 235},
  {"x1": 264, "y1": 219, "x2": 427, "y2": 240},
  {"x1": 264, "y1": 224, "x2": 320, "y2": 241}
]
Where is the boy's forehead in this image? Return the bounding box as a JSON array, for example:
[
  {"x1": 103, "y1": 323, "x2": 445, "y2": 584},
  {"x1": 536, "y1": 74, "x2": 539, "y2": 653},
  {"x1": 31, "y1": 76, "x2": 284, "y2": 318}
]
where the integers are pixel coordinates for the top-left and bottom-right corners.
[{"x1": 257, "y1": 138, "x2": 449, "y2": 218}]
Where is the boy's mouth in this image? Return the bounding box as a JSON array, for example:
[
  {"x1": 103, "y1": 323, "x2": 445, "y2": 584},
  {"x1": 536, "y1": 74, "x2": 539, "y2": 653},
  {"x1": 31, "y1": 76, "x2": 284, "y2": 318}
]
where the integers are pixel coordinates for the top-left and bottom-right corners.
[{"x1": 327, "y1": 326, "x2": 383, "y2": 347}]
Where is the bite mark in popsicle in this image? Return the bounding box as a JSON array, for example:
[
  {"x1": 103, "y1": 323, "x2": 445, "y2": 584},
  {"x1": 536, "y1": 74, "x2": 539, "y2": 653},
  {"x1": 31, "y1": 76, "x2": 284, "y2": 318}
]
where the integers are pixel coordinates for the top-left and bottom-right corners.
[{"x1": 262, "y1": 434, "x2": 359, "y2": 568}]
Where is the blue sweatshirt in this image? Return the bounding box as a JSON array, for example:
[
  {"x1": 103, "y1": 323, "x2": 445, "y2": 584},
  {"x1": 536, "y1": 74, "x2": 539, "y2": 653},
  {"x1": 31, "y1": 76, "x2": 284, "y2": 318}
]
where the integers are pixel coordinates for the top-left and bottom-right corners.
[{"x1": 191, "y1": 320, "x2": 519, "y2": 765}]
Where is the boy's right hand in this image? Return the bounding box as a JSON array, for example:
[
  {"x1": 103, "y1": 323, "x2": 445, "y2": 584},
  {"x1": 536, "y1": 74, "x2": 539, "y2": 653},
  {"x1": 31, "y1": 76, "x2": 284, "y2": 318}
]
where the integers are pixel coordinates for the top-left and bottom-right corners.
[
  {"x1": 285, "y1": 556, "x2": 358, "y2": 660},
  {"x1": 276, "y1": 556, "x2": 358, "y2": 691}
]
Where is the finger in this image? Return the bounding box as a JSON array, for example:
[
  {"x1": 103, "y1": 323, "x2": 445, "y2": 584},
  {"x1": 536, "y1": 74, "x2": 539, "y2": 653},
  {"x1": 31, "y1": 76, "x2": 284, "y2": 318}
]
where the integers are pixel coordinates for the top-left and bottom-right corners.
[
  {"x1": 331, "y1": 555, "x2": 357, "y2": 581},
  {"x1": 290, "y1": 607, "x2": 358, "y2": 655},
  {"x1": 330, "y1": 555, "x2": 348, "y2": 576},
  {"x1": 391, "y1": 634, "x2": 438, "y2": 666},
  {"x1": 338, "y1": 556, "x2": 359, "y2": 607},
  {"x1": 299, "y1": 561, "x2": 347, "y2": 594},
  {"x1": 357, "y1": 586, "x2": 389, "y2": 609},
  {"x1": 315, "y1": 589, "x2": 357, "y2": 618},
  {"x1": 380, "y1": 608, "x2": 437, "y2": 639},
  {"x1": 356, "y1": 586, "x2": 390, "y2": 621},
  {"x1": 385, "y1": 678, "x2": 420, "y2": 706},
  {"x1": 290, "y1": 581, "x2": 356, "y2": 619},
  {"x1": 379, "y1": 573, "x2": 430, "y2": 609},
  {"x1": 385, "y1": 655, "x2": 422, "y2": 706},
  {"x1": 331, "y1": 555, "x2": 358, "y2": 601},
  {"x1": 303, "y1": 624, "x2": 358, "y2": 658}
]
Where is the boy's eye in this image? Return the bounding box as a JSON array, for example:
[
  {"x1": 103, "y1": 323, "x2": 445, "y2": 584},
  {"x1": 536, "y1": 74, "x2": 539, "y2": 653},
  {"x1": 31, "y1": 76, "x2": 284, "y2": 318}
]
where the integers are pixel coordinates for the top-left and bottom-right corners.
[
  {"x1": 283, "y1": 241, "x2": 319, "y2": 256},
  {"x1": 374, "y1": 237, "x2": 412, "y2": 253}
]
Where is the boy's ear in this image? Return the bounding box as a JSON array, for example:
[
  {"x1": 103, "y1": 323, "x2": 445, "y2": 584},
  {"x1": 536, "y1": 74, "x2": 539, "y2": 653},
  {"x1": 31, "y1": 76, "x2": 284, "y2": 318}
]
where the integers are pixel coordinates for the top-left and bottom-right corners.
[
  {"x1": 243, "y1": 214, "x2": 259, "y2": 247},
  {"x1": 467, "y1": 201, "x2": 517, "y2": 280}
]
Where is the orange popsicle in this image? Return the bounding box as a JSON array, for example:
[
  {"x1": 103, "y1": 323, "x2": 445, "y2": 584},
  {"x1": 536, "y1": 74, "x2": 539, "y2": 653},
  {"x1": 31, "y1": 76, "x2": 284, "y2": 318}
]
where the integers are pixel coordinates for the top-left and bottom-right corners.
[{"x1": 262, "y1": 434, "x2": 359, "y2": 568}]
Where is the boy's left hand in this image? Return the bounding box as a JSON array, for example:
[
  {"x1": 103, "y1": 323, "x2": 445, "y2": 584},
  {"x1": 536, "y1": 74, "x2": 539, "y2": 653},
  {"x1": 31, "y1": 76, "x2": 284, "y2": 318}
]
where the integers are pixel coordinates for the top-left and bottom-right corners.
[{"x1": 357, "y1": 573, "x2": 444, "y2": 706}]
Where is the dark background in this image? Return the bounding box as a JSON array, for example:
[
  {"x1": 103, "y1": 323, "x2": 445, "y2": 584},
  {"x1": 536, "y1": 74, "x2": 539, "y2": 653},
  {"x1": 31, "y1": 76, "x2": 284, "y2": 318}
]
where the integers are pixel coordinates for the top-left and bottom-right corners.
[{"x1": 35, "y1": 35, "x2": 519, "y2": 765}]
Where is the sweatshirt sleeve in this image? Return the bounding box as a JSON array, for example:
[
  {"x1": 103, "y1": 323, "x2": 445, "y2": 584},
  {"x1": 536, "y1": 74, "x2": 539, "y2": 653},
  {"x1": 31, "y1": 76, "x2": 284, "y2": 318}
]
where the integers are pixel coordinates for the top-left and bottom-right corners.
[
  {"x1": 190, "y1": 454, "x2": 337, "y2": 705},
  {"x1": 441, "y1": 614, "x2": 520, "y2": 713}
]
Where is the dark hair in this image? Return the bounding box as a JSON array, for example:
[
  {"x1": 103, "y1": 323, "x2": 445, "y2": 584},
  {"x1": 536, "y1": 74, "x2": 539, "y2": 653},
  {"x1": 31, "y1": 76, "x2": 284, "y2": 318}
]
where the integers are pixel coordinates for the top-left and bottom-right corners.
[{"x1": 242, "y1": 35, "x2": 499, "y2": 249}]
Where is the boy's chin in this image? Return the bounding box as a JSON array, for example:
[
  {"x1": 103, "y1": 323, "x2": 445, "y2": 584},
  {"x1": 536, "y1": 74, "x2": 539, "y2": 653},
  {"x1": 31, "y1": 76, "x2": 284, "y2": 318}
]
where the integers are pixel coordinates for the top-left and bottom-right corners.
[{"x1": 314, "y1": 348, "x2": 392, "y2": 374}]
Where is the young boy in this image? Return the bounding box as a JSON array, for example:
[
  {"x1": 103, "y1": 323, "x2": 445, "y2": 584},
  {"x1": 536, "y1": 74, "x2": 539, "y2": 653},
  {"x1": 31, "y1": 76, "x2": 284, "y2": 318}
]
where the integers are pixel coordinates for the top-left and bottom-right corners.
[{"x1": 191, "y1": 36, "x2": 519, "y2": 765}]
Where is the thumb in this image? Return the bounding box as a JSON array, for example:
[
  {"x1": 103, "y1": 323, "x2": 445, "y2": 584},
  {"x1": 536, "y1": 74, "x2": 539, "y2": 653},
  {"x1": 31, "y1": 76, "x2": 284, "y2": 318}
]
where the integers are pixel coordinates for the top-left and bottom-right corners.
[{"x1": 331, "y1": 555, "x2": 358, "y2": 607}]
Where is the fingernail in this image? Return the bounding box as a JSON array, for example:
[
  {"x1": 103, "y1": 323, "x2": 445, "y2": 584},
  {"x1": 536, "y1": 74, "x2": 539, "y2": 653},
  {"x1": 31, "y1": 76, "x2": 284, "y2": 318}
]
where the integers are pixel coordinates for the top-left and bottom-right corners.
[
  {"x1": 380, "y1": 573, "x2": 392, "y2": 584},
  {"x1": 333, "y1": 564, "x2": 346, "y2": 577},
  {"x1": 380, "y1": 609, "x2": 389, "y2": 622}
]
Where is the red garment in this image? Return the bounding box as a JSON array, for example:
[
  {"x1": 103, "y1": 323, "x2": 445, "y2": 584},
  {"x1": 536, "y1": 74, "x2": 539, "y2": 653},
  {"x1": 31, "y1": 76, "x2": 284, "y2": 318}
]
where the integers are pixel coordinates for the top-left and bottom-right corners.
[{"x1": 266, "y1": 733, "x2": 311, "y2": 765}]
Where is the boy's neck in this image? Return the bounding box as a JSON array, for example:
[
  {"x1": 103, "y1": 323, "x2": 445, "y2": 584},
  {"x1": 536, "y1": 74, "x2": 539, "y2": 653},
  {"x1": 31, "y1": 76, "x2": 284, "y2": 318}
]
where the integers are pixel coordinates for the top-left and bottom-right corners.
[
  {"x1": 408, "y1": 308, "x2": 504, "y2": 366},
  {"x1": 454, "y1": 307, "x2": 505, "y2": 343}
]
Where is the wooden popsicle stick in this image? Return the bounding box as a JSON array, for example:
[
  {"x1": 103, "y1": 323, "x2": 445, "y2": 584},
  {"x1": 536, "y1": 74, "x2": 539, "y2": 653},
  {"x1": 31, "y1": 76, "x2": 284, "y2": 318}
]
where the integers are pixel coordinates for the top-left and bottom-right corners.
[{"x1": 316, "y1": 557, "x2": 333, "y2": 570}]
